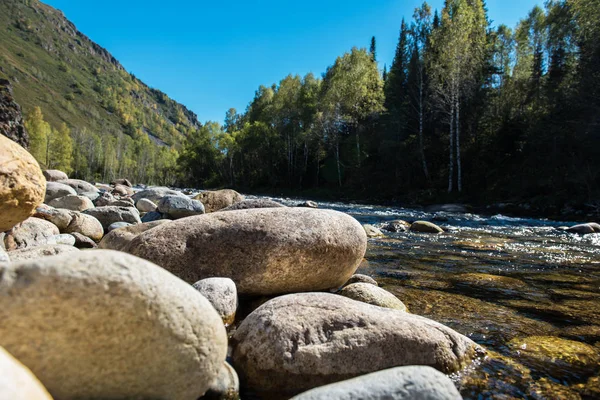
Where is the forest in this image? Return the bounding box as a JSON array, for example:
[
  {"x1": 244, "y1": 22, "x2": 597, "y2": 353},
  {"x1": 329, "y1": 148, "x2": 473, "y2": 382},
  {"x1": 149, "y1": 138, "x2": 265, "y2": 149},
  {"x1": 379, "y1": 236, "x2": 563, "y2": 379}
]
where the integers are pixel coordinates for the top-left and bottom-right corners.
[{"x1": 23, "y1": 0, "x2": 600, "y2": 212}]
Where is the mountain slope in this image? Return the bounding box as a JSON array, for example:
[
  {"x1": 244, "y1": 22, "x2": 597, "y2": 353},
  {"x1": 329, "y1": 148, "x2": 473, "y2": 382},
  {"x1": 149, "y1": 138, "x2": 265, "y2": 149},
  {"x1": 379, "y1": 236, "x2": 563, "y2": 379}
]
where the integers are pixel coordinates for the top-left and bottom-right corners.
[{"x1": 0, "y1": 0, "x2": 199, "y2": 148}]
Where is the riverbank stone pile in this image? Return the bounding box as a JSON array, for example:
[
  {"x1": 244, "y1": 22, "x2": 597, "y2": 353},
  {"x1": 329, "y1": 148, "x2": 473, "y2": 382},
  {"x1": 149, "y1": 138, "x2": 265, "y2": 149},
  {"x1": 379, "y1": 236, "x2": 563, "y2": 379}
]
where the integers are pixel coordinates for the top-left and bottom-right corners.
[{"x1": 0, "y1": 136, "x2": 499, "y2": 399}]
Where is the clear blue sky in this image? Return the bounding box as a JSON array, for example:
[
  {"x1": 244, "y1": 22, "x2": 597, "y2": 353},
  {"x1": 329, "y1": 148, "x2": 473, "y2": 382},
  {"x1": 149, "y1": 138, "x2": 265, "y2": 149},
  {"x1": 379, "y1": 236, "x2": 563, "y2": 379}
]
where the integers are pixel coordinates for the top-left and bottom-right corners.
[{"x1": 43, "y1": 0, "x2": 540, "y2": 124}]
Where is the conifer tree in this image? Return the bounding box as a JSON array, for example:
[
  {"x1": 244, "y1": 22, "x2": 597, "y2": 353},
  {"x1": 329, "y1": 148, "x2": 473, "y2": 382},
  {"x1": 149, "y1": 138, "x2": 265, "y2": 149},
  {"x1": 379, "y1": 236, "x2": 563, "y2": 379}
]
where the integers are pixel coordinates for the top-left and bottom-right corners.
[
  {"x1": 24, "y1": 106, "x2": 50, "y2": 165},
  {"x1": 370, "y1": 36, "x2": 377, "y2": 62}
]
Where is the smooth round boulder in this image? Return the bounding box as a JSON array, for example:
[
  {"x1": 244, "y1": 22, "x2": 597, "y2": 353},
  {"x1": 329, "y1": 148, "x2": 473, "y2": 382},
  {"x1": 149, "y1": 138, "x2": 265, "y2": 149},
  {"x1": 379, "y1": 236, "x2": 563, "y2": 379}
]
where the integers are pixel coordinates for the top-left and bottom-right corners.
[
  {"x1": 136, "y1": 198, "x2": 157, "y2": 213},
  {"x1": 289, "y1": 366, "x2": 462, "y2": 400},
  {"x1": 231, "y1": 293, "x2": 484, "y2": 398},
  {"x1": 107, "y1": 221, "x2": 132, "y2": 233},
  {"x1": 43, "y1": 169, "x2": 68, "y2": 182},
  {"x1": 48, "y1": 195, "x2": 94, "y2": 212},
  {"x1": 0, "y1": 135, "x2": 46, "y2": 232},
  {"x1": 218, "y1": 199, "x2": 285, "y2": 212},
  {"x1": 99, "y1": 220, "x2": 170, "y2": 251},
  {"x1": 125, "y1": 208, "x2": 368, "y2": 295},
  {"x1": 83, "y1": 206, "x2": 141, "y2": 231},
  {"x1": 157, "y1": 195, "x2": 205, "y2": 219},
  {"x1": 0, "y1": 250, "x2": 228, "y2": 400},
  {"x1": 131, "y1": 186, "x2": 184, "y2": 203},
  {"x1": 53, "y1": 234, "x2": 76, "y2": 246},
  {"x1": 0, "y1": 347, "x2": 53, "y2": 400},
  {"x1": 111, "y1": 184, "x2": 133, "y2": 196},
  {"x1": 363, "y1": 224, "x2": 385, "y2": 238},
  {"x1": 44, "y1": 182, "x2": 77, "y2": 203},
  {"x1": 3, "y1": 218, "x2": 59, "y2": 250},
  {"x1": 34, "y1": 205, "x2": 73, "y2": 231},
  {"x1": 410, "y1": 221, "x2": 444, "y2": 234},
  {"x1": 193, "y1": 189, "x2": 244, "y2": 213},
  {"x1": 566, "y1": 223, "x2": 600, "y2": 235},
  {"x1": 7, "y1": 244, "x2": 79, "y2": 262},
  {"x1": 193, "y1": 278, "x2": 238, "y2": 326},
  {"x1": 338, "y1": 283, "x2": 408, "y2": 311},
  {"x1": 343, "y1": 274, "x2": 378, "y2": 287},
  {"x1": 63, "y1": 212, "x2": 104, "y2": 242},
  {"x1": 56, "y1": 179, "x2": 99, "y2": 195},
  {"x1": 204, "y1": 362, "x2": 239, "y2": 400}
]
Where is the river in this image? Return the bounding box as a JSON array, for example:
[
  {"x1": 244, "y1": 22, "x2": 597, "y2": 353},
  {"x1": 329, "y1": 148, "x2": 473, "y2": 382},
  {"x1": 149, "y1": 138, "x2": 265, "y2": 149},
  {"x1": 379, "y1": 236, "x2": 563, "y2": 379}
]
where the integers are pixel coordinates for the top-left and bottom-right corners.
[{"x1": 257, "y1": 195, "x2": 600, "y2": 399}]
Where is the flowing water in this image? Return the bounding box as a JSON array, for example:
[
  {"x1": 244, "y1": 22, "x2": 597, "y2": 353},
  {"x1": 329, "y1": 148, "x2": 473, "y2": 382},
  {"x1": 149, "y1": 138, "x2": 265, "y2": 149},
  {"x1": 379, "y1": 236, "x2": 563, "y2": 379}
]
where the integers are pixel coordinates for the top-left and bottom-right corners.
[{"x1": 260, "y1": 196, "x2": 600, "y2": 399}]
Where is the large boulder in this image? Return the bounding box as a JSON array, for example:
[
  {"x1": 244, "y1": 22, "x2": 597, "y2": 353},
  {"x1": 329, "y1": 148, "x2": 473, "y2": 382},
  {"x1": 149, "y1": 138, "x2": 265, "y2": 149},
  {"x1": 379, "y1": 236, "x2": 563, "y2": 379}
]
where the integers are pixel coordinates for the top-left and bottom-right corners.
[
  {"x1": 193, "y1": 278, "x2": 238, "y2": 326},
  {"x1": 136, "y1": 198, "x2": 157, "y2": 213},
  {"x1": 83, "y1": 206, "x2": 141, "y2": 231},
  {"x1": 363, "y1": 224, "x2": 385, "y2": 238},
  {"x1": 3, "y1": 218, "x2": 59, "y2": 251},
  {"x1": 231, "y1": 293, "x2": 483, "y2": 398},
  {"x1": 0, "y1": 250, "x2": 228, "y2": 400},
  {"x1": 194, "y1": 189, "x2": 244, "y2": 213},
  {"x1": 410, "y1": 221, "x2": 444, "y2": 234},
  {"x1": 34, "y1": 205, "x2": 73, "y2": 231},
  {"x1": 289, "y1": 366, "x2": 462, "y2": 400},
  {"x1": 131, "y1": 186, "x2": 184, "y2": 203},
  {"x1": 0, "y1": 135, "x2": 46, "y2": 232},
  {"x1": 63, "y1": 212, "x2": 104, "y2": 242},
  {"x1": 56, "y1": 179, "x2": 99, "y2": 196},
  {"x1": 0, "y1": 347, "x2": 53, "y2": 400},
  {"x1": 124, "y1": 208, "x2": 367, "y2": 295},
  {"x1": 218, "y1": 199, "x2": 285, "y2": 212},
  {"x1": 43, "y1": 170, "x2": 68, "y2": 182},
  {"x1": 99, "y1": 220, "x2": 170, "y2": 251},
  {"x1": 338, "y1": 283, "x2": 407, "y2": 311},
  {"x1": 44, "y1": 182, "x2": 77, "y2": 203},
  {"x1": 48, "y1": 194, "x2": 94, "y2": 212},
  {"x1": 0, "y1": 79, "x2": 29, "y2": 148},
  {"x1": 7, "y1": 244, "x2": 79, "y2": 262},
  {"x1": 157, "y1": 195, "x2": 205, "y2": 219},
  {"x1": 566, "y1": 223, "x2": 600, "y2": 235}
]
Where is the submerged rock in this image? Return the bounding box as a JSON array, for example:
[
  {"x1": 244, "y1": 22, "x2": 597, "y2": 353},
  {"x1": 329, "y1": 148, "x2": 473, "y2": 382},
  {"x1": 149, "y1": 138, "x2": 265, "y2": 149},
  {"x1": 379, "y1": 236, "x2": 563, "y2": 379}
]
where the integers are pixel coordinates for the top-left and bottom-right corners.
[
  {"x1": 289, "y1": 366, "x2": 462, "y2": 400},
  {"x1": 0, "y1": 347, "x2": 53, "y2": 400},
  {"x1": 0, "y1": 135, "x2": 46, "y2": 232},
  {"x1": 0, "y1": 250, "x2": 228, "y2": 400},
  {"x1": 194, "y1": 189, "x2": 244, "y2": 213},
  {"x1": 125, "y1": 208, "x2": 367, "y2": 295},
  {"x1": 381, "y1": 219, "x2": 410, "y2": 232},
  {"x1": 338, "y1": 283, "x2": 407, "y2": 311},
  {"x1": 231, "y1": 293, "x2": 484, "y2": 397},
  {"x1": 410, "y1": 220, "x2": 444, "y2": 234}
]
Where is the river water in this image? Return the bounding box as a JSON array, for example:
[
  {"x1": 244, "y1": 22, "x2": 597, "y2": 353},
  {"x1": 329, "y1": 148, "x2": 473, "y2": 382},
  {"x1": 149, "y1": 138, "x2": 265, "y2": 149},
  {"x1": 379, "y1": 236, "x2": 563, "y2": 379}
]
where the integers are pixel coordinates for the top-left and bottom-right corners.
[{"x1": 259, "y1": 196, "x2": 600, "y2": 399}]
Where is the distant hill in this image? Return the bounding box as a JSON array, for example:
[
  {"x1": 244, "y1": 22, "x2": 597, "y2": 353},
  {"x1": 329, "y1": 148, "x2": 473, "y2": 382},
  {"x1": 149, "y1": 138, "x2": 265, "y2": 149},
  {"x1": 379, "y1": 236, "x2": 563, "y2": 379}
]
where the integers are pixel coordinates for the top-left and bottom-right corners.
[{"x1": 0, "y1": 0, "x2": 200, "y2": 149}]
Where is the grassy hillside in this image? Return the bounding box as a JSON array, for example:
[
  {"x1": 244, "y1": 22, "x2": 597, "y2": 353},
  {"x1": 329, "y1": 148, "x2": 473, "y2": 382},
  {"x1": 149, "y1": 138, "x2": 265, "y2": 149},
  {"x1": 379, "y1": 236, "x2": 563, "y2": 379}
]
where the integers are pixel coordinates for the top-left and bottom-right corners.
[{"x1": 0, "y1": 0, "x2": 199, "y2": 148}]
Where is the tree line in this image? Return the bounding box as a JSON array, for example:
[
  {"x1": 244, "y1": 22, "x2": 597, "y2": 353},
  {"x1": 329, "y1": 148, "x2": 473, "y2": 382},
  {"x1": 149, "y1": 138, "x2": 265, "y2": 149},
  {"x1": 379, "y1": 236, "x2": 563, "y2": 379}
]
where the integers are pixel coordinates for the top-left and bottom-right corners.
[{"x1": 180, "y1": 0, "x2": 600, "y2": 209}]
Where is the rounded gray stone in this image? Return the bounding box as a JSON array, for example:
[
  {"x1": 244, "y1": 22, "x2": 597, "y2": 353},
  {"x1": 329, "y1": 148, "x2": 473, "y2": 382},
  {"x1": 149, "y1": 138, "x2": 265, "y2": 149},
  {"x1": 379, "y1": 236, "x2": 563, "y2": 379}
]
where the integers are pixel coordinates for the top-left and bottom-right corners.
[
  {"x1": 7, "y1": 244, "x2": 79, "y2": 262},
  {"x1": 289, "y1": 366, "x2": 463, "y2": 400},
  {"x1": 56, "y1": 179, "x2": 99, "y2": 195},
  {"x1": 410, "y1": 221, "x2": 444, "y2": 234},
  {"x1": 99, "y1": 220, "x2": 171, "y2": 251},
  {"x1": 48, "y1": 195, "x2": 94, "y2": 212},
  {"x1": 141, "y1": 211, "x2": 164, "y2": 223},
  {"x1": 157, "y1": 195, "x2": 205, "y2": 219},
  {"x1": 42, "y1": 169, "x2": 68, "y2": 182},
  {"x1": 218, "y1": 199, "x2": 285, "y2": 212},
  {"x1": 83, "y1": 206, "x2": 141, "y2": 231},
  {"x1": 203, "y1": 361, "x2": 239, "y2": 400},
  {"x1": 136, "y1": 198, "x2": 157, "y2": 213},
  {"x1": 44, "y1": 182, "x2": 77, "y2": 204},
  {"x1": 0, "y1": 250, "x2": 228, "y2": 400},
  {"x1": 131, "y1": 187, "x2": 185, "y2": 203},
  {"x1": 107, "y1": 221, "x2": 132, "y2": 233},
  {"x1": 193, "y1": 277, "x2": 238, "y2": 325},
  {"x1": 124, "y1": 208, "x2": 368, "y2": 296},
  {"x1": 344, "y1": 274, "x2": 378, "y2": 287},
  {"x1": 338, "y1": 283, "x2": 408, "y2": 311},
  {"x1": 363, "y1": 224, "x2": 385, "y2": 238},
  {"x1": 231, "y1": 292, "x2": 484, "y2": 398},
  {"x1": 3, "y1": 218, "x2": 59, "y2": 251},
  {"x1": 63, "y1": 212, "x2": 104, "y2": 242},
  {"x1": 193, "y1": 189, "x2": 244, "y2": 213}
]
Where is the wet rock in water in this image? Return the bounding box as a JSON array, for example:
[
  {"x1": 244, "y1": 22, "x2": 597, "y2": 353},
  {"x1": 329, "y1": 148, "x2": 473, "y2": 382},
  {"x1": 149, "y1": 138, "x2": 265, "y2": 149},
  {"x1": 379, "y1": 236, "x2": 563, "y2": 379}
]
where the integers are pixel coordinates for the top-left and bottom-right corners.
[
  {"x1": 381, "y1": 219, "x2": 410, "y2": 232},
  {"x1": 0, "y1": 250, "x2": 228, "y2": 400},
  {"x1": 63, "y1": 212, "x2": 104, "y2": 242},
  {"x1": 218, "y1": 199, "x2": 285, "y2": 211},
  {"x1": 44, "y1": 182, "x2": 77, "y2": 203},
  {"x1": 3, "y1": 218, "x2": 59, "y2": 251},
  {"x1": 111, "y1": 178, "x2": 132, "y2": 187},
  {"x1": 83, "y1": 206, "x2": 141, "y2": 231},
  {"x1": 507, "y1": 336, "x2": 600, "y2": 379},
  {"x1": 43, "y1": 169, "x2": 68, "y2": 182},
  {"x1": 338, "y1": 283, "x2": 407, "y2": 311},
  {"x1": 297, "y1": 200, "x2": 318, "y2": 208},
  {"x1": 136, "y1": 198, "x2": 157, "y2": 213},
  {"x1": 528, "y1": 377, "x2": 583, "y2": 400},
  {"x1": 343, "y1": 274, "x2": 378, "y2": 287},
  {"x1": 125, "y1": 208, "x2": 367, "y2": 296},
  {"x1": 566, "y1": 223, "x2": 600, "y2": 234},
  {"x1": 107, "y1": 221, "x2": 132, "y2": 233},
  {"x1": 194, "y1": 189, "x2": 244, "y2": 213},
  {"x1": 7, "y1": 244, "x2": 79, "y2": 262},
  {"x1": 193, "y1": 278, "x2": 238, "y2": 326},
  {"x1": 203, "y1": 361, "x2": 239, "y2": 400},
  {"x1": 231, "y1": 293, "x2": 484, "y2": 397},
  {"x1": 131, "y1": 186, "x2": 185, "y2": 203},
  {"x1": 0, "y1": 135, "x2": 46, "y2": 232},
  {"x1": 111, "y1": 184, "x2": 133, "y2": 197},
  {"x1": 452, "y1": 273, "x2": 527, "y2": 291},
  {"x1": 425, "y1": 204, "x2": 468, "y2": 213},
  {"x1": 363, "y1": 224, "x2": 385, "y2": 238},
  {"x1": 410, "y1": 220, "x2": 444, "y2": 234},
  {"x1": 289, "y1": 366, "x2": 462, "y2": 400},
  {"x1": 56, "y1": 179, "x2": 99, "y2": 196},
  {"x1": 158, "y1": 195, "x2": 205, "y2": 219},
  {"x1": 99, "y1": 220, "x2": 170, "y2": 251},
  {"x1": 34, "y1": 205, "x2": 73, "y2": 231},
  {"x1": 48, "y1": 194, "x2": 94, "y2": 212},
  {"x1": 0, "y1": 347, "x2": 53, "y2": 400},
  {"x1": 141, "y1": 210, "x2": 165, "y2": 223},
  {"x1": 70, "y1": 232, "x2": 97, "y2": 248}
]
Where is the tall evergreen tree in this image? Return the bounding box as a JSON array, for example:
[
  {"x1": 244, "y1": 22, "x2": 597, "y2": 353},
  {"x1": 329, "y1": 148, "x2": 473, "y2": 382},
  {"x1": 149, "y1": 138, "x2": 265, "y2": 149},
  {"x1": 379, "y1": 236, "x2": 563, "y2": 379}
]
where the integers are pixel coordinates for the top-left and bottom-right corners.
[{"x1": 370, "y1": 36, "x2": 377, "y2": 62}]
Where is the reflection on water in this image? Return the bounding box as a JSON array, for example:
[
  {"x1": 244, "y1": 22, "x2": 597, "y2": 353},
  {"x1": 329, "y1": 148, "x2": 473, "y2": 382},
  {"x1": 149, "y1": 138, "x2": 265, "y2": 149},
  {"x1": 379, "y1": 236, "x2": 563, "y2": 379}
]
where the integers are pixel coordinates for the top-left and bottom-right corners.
[{"x1": 263, "y1": 196, "x2": 600, "y2": 399}]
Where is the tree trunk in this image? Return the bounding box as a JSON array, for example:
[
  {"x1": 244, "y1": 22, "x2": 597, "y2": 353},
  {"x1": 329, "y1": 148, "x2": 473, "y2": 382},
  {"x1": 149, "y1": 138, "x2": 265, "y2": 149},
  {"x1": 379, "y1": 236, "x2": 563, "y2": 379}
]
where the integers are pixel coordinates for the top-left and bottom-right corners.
[
  {"x1": 448, "y1": 99, "x2": 455, "y2": 193},
  {"x1": 456, "y1": 96, "x2": 462, "y2": 192},
  {"x1": 355, "y1": 130, "x2": 361, "y2": 167},
  {"x1": 418, "y1": 70, "x2": 429, "y2": 181},
  {"x1": 336, "y1": 138, "x2": 342, "y2": 187}
]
